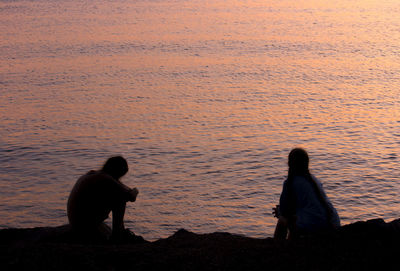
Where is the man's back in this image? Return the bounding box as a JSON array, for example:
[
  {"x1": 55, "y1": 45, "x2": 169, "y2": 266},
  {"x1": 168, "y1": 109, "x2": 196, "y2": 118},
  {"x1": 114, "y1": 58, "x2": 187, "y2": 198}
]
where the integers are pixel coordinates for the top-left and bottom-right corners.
[{"x1": 67, "y1": 170, "x2": 118, "y2": 228}]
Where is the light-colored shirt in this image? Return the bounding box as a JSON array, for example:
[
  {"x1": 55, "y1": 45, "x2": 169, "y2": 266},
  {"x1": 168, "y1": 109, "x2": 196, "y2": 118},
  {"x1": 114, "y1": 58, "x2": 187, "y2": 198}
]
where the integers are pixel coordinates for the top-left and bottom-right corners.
[{"x1": 280, "y1": 174, "x2": 340, "y2": 233}]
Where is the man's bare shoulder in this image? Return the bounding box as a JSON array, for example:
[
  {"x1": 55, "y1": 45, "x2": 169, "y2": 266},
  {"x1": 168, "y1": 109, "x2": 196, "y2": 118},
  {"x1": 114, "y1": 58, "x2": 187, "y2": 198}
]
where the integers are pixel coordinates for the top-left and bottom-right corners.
[{"x1": 78, "y1": 170, "x2": 115, "y2": 183}]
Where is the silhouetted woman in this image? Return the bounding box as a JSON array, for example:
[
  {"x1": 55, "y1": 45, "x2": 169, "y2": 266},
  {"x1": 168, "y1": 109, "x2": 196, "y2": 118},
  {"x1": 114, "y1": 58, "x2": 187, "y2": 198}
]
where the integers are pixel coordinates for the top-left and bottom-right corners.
[{"x1": 274, "y1": 148, "x2": 340, "y2": 239}]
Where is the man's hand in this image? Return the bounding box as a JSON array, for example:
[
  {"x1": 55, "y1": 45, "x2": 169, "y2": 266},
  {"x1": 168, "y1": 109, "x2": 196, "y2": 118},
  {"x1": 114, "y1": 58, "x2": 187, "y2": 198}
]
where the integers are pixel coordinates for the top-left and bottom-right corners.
[{"x1": 128, "y1": 188, "x2": 139, "y2": 202}]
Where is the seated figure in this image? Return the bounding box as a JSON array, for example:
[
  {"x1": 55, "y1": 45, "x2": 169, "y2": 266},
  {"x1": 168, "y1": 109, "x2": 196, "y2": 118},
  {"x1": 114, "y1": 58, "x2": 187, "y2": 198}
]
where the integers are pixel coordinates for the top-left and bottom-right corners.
[
  {"x1": 274, "y1": 148, "x2": 340, "y2": 240},
  {"x1": 67, "y1": 156, "x2": 139, "y2": 242}
]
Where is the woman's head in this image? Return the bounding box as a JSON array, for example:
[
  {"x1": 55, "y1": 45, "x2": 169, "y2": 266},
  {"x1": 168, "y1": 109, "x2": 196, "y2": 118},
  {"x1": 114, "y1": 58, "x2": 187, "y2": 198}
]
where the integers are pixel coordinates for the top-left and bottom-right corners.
[
  {"x1": 102, "y1": 156, "x2": 129, "y2": 179},
  {"x1": 288, "y1": 148, "x2": 309, "y2": 175}
]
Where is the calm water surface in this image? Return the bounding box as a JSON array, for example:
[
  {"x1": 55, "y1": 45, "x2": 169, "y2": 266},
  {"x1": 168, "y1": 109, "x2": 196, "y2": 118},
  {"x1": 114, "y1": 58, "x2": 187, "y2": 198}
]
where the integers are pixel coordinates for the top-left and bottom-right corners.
[{"x1": 0, "y1": 0, "x2": 399, "y2": 240}]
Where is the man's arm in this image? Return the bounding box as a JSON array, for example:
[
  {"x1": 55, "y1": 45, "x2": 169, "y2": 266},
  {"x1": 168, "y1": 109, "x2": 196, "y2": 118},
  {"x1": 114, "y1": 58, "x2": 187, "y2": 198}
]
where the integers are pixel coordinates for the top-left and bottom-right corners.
[
  {"x1": 103, "y1": 173, "x2": 139, "y2": 202},
  {"x1": 114, "y1": 179, "x2": 139, "y2": 202}
]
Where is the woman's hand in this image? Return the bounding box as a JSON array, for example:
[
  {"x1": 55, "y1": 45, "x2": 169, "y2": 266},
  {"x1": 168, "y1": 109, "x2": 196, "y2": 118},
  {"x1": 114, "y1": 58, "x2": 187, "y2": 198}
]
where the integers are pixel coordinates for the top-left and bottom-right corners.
[{"x1": 272, "y1": 205, "x2": 280, "y2": 218}]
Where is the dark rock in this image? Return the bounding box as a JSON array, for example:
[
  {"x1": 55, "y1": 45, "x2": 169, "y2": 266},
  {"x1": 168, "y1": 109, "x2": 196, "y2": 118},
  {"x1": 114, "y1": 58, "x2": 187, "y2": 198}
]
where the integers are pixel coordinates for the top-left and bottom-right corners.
[{"x1": 1, "y1": 218, "x2": 399, "y2": 271}]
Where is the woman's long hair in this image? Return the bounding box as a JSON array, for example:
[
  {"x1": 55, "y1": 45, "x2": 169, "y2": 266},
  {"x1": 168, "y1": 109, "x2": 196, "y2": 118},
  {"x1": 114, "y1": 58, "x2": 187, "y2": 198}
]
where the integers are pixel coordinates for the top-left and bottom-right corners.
[{"x1": 286, "y1": 148, "x2": 333, "y2": 227}]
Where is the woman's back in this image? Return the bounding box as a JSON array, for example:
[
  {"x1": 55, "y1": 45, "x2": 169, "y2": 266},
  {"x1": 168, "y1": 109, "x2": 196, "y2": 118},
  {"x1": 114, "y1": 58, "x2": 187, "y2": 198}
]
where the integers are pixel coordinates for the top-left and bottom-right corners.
[
  {"x1": 289, "y1": 175, "x2": 340, "y2": 233},
  {"x1": 275, "y1": 148, "x2": 341, "y2": 240}
]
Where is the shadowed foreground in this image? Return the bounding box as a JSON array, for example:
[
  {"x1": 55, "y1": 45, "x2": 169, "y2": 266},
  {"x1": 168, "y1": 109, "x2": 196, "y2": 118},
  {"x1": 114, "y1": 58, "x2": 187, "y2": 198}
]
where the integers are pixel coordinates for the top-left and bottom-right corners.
[{"x1": 1, "y1": 218, "x2": 399, "y2": 271}]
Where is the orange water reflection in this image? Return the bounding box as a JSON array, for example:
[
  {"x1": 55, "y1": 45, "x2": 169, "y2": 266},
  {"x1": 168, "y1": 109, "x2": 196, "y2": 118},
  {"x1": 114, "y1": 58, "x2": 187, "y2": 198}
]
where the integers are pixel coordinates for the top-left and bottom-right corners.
[{"x1": 0, "y1": 0, "x2": 399, "y2": 239}]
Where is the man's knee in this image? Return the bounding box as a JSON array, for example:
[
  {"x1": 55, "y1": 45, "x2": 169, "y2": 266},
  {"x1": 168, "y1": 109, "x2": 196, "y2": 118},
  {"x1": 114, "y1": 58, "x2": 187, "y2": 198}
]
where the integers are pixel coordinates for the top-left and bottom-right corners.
[{"x1": 110, "y1": 199, "x2": 126, "y2": 211}]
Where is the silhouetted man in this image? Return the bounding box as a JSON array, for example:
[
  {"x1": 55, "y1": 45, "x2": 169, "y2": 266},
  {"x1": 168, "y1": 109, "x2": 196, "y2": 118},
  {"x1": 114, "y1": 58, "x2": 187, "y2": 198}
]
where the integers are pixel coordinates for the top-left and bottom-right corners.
[{"x1": 67, "y1": 156, "x2": 139, "y2": 241}]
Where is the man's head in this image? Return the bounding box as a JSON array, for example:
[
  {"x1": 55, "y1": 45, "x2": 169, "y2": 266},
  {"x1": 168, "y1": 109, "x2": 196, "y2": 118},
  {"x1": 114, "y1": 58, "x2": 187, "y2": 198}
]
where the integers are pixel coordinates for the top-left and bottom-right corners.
[{"x1": 102, "y1": 156, "x2": 129, "y2": 179}]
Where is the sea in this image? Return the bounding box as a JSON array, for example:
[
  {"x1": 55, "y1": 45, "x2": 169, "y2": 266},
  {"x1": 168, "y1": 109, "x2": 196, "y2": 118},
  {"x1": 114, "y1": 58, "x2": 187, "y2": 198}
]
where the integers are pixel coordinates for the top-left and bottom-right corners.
[{"x1": 0, "y1": 0, "x2": 399, "y2": 241}]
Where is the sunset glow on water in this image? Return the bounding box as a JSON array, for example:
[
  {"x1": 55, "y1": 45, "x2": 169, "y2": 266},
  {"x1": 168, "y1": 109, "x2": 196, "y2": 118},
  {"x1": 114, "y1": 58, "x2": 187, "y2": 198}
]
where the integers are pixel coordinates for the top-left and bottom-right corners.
[{"x1": 0, "y1": 0, "x2": 399, "y2": 240}]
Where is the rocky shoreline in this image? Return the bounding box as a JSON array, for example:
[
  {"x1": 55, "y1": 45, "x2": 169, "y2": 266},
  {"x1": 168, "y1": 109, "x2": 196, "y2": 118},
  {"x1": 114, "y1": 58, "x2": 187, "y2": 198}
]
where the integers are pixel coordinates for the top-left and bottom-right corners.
[{"x1": 1, "y1": 218, "x2": 400, "y2": 270}]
